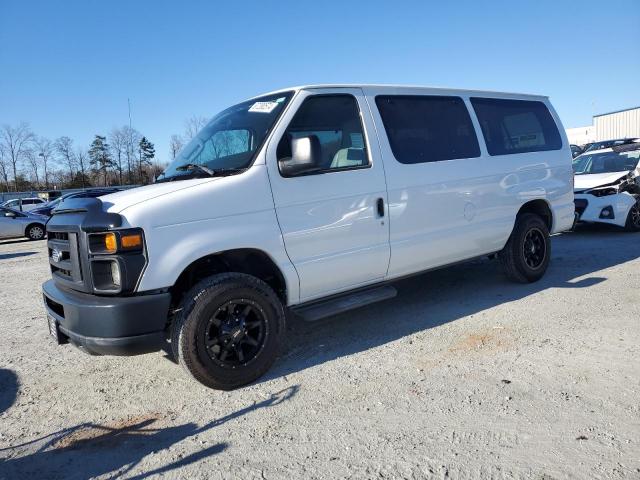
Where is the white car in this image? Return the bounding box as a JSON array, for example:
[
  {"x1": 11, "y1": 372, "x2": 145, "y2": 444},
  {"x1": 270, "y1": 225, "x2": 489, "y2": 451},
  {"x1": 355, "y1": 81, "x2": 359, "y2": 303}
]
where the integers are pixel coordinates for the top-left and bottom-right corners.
[
  {"x1": 42, "y1": 84, "x2": 574, "y2": 389},
  {"x1": 573, "y1": 142, "x2": 640, "y2": 231},
  {"x1": 1, "y1": 197, "x2": 46, "y2": 212}
]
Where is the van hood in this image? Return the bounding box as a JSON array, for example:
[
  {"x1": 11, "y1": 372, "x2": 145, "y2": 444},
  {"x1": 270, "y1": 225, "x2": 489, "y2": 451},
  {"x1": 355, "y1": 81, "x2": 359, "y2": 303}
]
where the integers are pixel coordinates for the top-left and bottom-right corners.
[
  {"x1": 100, "y1": 178, "x2": 218, "y2": 213},
  {"x1": 574, "y1": 171, "x2": 629, "y2": 191}
]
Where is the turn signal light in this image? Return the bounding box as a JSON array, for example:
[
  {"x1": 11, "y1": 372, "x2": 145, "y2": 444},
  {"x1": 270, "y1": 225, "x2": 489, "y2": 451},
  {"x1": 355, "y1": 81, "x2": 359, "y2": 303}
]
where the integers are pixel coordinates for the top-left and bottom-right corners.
[
  {"x1": 121, "y1": 233, "x2": 142, "y2": 249},
  {"x1": 104, "y1": 233, "x2": 117, "y2": 253}
]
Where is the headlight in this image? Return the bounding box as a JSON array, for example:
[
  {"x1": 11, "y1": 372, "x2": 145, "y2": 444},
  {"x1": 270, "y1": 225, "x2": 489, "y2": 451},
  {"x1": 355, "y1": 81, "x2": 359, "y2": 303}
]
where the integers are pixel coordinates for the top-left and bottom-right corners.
[
  {"x1": 87, "y1": 228, "x2": 146, "y2": 294},
  {"x1": 91, "y1": 259, "x2": 122, "y2": 292},
  {"x1": 587, "y1": 187, "x2": 618, "y2": 197},
  {"x1": 89, "y1": 229, "x2": 144, "y2": 254},
  {"x1": 110, "y1": 261, "x2": 121, "y2": 287}
]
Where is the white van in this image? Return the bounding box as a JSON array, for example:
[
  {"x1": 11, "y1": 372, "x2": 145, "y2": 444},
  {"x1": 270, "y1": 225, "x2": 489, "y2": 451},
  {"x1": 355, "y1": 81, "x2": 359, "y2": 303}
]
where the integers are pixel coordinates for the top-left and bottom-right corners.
[
  {"x1": 1, "y1": 197, "x2": 45, "y2": 212},
  {"x1": 42, "y1": 85, "x2": 574, "y2": 389}
]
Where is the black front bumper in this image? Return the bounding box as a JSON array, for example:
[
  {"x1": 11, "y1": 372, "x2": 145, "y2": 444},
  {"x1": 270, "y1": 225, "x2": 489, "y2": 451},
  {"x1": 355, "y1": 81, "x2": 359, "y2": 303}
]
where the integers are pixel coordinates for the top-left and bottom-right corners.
[{"x1": 42, "y1": 280, "x2": 171, "y2": 356}]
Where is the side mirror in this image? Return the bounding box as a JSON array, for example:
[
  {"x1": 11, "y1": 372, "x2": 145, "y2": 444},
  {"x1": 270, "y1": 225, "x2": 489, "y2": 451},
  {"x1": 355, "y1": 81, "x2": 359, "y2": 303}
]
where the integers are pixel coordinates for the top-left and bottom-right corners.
[
  {"x1": 4, "y1": 211, "x2": 16, "y2": 218},
  {"x1": 279, "y1": 135, "x2": 321, "y2": 177}
]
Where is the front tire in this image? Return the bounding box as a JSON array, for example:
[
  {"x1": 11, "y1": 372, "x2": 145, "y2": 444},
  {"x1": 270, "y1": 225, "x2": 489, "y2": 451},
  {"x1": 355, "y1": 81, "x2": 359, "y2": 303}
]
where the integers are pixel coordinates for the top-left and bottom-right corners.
[
  {"x1": 624, "y1": 199, "x2": 640, "y2": 232},
  {"x1": 171, "y1": 273, "x2": 285, "y2": 390},
  {"x1": 27, "y1": 224, "x2": 45, "y2": 241},
  {"x1": 499, "y1": 213, "x2": 550, "y2": 283}
]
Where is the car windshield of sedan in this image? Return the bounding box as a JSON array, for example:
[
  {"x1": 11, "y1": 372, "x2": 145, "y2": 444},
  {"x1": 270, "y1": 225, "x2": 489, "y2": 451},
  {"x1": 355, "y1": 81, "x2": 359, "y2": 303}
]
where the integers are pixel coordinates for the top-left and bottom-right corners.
[
  {"x1": 573, "y1": 150, "x2": 640, "y2": 175},
  {"x1": 157, "y1": 92, "x2": 293, "y2": 182}
]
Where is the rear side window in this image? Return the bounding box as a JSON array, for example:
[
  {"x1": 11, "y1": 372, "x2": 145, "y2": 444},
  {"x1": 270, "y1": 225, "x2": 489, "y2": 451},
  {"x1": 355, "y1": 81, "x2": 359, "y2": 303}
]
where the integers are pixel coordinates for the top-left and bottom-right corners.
[
  {"x1": 375, "y1": 95, "x2": 480, "y2": 164},
  {"x1": 471, "y1": 98, "x2": 562, "y2": 155}
]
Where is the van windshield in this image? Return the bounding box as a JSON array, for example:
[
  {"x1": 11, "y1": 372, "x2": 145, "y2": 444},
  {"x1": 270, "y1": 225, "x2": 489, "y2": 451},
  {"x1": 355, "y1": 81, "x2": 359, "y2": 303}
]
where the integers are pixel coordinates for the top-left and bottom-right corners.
[
  {"x1": 573, "y1": 149, "x2": 640, "y2": 175},
  {"x1": 158, "y1": 92, "x2": 293, "y2": 182}
]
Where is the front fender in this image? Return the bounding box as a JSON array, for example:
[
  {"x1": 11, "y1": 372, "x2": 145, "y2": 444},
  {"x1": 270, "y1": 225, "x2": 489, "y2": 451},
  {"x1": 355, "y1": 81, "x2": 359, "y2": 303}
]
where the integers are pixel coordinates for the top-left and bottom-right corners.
[{"x1": 136, "y1": 209, "x2": 299, "y2": 303}]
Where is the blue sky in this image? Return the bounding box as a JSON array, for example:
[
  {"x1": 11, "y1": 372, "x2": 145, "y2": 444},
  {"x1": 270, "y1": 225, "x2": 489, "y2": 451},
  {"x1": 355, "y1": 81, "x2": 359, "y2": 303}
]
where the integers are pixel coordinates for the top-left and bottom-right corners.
[{"x1": 1, "y1": 0, "x2": 639, "y2": 162}]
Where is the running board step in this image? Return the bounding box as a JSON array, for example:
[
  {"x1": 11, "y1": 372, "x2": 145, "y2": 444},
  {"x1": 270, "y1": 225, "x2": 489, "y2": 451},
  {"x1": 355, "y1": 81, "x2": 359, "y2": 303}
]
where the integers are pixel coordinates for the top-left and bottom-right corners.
[{"x1": 293, "y1": 285, "x2": 398, "y2": 322}]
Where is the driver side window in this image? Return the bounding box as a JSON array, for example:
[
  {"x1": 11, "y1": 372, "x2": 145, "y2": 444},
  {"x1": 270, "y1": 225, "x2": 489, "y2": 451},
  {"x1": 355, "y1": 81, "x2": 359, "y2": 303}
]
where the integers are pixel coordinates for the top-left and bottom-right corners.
[{"x1": 277, "y1": 95, "x2": 369, "y2": 175}]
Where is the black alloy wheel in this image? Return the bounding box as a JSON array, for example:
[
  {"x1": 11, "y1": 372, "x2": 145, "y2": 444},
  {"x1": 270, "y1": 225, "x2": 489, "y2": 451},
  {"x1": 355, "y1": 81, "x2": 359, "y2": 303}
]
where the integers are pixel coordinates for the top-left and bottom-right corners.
[
  {"x1": 171, "y1": 272, "x2": 285, "y2": 390},
  {"x1": 499, "y1": 213, "x2": 551, "y2": 283},
  {"x1": 522, "y1": 227, "x2": 546, "y2": 270},
  {"x1": 205, "y1": 299, "x2": 267, "y2": 368}
]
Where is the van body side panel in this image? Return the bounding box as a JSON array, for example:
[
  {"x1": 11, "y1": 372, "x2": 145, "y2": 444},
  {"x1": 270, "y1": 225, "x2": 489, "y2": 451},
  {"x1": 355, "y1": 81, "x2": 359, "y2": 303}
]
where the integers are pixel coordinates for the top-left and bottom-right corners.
[
  {"x1": 364, "y1": 87, "x2": 574, "y2": 279},
  {"x1": 121, "y1": 164, "x2": 300, "y2": 303}
]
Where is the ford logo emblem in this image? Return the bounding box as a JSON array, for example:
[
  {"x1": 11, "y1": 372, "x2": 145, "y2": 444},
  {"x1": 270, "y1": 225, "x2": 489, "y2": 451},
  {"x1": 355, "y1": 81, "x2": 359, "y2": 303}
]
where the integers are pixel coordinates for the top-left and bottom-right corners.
[{"x1": 51, "y1": 249, "x2": 63, "y2": 263}]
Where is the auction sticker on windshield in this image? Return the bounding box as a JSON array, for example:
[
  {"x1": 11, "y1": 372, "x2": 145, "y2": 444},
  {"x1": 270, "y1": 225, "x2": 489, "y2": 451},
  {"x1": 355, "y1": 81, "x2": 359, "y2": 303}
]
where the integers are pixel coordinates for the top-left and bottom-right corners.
[{"x1": 249, "y1": 101, "x2": 279, "y2": 113}]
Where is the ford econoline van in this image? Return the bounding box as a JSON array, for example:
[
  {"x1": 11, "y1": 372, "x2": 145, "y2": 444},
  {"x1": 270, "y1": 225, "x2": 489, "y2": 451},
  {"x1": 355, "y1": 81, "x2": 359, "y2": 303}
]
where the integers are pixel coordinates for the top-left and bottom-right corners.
[{"x1": 42, "y1": 85, "x2": 575, "y2": 389}]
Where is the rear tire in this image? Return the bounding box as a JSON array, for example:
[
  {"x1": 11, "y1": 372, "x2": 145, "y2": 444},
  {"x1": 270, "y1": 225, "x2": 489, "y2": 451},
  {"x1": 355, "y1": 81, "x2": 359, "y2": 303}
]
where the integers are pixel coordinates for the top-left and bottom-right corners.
[
  {"x1": 499, "y1": 213, "x2": 550, "y2": 283},
  {"x1": 27, "y1": 224, "x2": 45, "y2": 241},
  {"x1": 171, "y1": 273, "x2": 285, "y2": 390},
  {"x1": 624, "y1": 199, "x2": 640, "y2": 232}
]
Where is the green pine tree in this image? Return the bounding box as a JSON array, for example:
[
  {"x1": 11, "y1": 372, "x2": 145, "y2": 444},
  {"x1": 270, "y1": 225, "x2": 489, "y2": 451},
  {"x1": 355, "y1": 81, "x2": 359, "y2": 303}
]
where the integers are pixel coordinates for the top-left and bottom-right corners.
[
  {"x1": 88, "y1": 135, "x2": 114, "y2": 186},
  {"x1": 138, "y1": 136, "x2": 155, "y2": 184}
]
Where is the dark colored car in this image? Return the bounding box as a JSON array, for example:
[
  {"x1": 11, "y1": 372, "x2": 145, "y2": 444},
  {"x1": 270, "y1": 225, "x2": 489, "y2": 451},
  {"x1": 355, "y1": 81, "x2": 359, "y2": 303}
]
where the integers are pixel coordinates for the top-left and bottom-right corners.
[
  {"x1": 31, "y1": 188, "x2": 121, "y2": 216},
  {"x1": 570, "y1": 144, "x2": 583, "y2": 158},
  {"x1": 583, "y1": 138, "x2": 639, "y2": 153}
]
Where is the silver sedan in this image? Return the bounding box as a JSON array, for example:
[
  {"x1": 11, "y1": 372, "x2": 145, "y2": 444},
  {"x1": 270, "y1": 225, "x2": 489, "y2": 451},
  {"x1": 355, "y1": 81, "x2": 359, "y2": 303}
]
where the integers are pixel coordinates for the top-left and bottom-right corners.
[{"x1": 0, "y1": 206, "x2": 47, "y2": 240}]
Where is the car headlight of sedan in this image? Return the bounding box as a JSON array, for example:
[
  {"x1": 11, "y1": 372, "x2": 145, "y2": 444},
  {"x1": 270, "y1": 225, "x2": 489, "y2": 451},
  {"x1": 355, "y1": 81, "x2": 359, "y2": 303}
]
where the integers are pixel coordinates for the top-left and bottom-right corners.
[{"x1": 586, "y1": 187, "x2": 619, "y2": 197}]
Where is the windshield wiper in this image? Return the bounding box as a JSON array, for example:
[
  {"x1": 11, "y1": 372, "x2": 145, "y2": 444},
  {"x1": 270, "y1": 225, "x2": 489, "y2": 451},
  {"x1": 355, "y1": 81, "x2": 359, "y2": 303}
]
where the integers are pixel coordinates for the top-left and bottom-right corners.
[
  {"x1": 156, "y1": 165, "x2": 247, "y2": 183},
  {"x1": 176, "y1": 163, "x2": 216, "y2": 176}
]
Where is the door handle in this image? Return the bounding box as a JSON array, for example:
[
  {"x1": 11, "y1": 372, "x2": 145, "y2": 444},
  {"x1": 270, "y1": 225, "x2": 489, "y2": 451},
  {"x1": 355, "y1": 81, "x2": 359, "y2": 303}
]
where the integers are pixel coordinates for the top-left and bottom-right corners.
[{"x1": 376, "y1": 197, "x2": 385, "y2": 218}]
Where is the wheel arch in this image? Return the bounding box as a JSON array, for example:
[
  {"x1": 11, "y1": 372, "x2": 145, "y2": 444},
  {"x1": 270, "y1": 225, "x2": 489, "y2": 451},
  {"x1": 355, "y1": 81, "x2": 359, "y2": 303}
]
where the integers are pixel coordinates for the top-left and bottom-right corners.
[
  {"x1": 24, "y1": 222, "x2": 46, "y2": 238},
  {"x1": 170, "y1": 248, "x2": 288, "y2": 309},
  {"x1": 516, "y1": 199, "x2": 553, "y2": 230}
]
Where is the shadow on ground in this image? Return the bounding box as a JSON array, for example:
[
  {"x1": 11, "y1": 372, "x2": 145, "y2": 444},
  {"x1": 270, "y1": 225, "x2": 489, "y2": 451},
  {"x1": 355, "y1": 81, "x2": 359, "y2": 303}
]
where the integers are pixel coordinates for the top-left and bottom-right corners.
[
  {"x1": 0, "y1": 385, "x2": 298, "y2": 479},
  {"x1": 0, "y1": 251, "x2": 36, "y2": 261},
  {"x1": 261, "y1": 228, "x2": 640, "y2": 382},
  {"x1": 0, "y1": 238, "x2": 33, "y2": 246},
  {"x1": 0, "y1": 369, "x2": 19, "y2": 416}
]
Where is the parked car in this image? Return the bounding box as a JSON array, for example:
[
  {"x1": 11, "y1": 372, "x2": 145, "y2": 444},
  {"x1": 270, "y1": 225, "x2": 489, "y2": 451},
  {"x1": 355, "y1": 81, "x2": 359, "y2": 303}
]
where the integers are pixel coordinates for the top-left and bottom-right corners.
[
  {"x1": 570, "y1": 144, "x2": 584, "y2": 158},
  {"x1": 573, "y1": 142, "x2": 640, "y2": 230},
  {"x1": 582, "y1": 138, "x2": 638, "y2": 153},
  {"x1": 42, "y1": 85, "x2": 574, "y2": 389},
  {"x1": 0, "y1": 197, "x2": 46, "y2": 212},
  {"x1": 0, "y1": 206, "x2": 47, "y2": 240},
  {"x1": 31, "y1": 188, "x2": 121, "y2": 216}
]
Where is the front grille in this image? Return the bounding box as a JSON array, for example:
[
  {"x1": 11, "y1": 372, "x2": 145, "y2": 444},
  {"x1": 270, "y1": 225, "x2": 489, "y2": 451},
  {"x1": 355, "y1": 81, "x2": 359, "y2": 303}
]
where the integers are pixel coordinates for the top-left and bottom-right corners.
[
  {"x1": 574, "y1": 199, "x2": 588, "y2": 217},
  {"x1": 47, "y1": 229, "x2": 83, "y2": 284}
]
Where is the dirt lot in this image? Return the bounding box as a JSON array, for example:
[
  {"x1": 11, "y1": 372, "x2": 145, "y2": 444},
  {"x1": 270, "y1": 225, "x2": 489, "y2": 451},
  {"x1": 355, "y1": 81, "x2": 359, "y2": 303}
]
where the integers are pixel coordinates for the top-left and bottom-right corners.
[{"x1": 0, "y1": 227, "x2": 639, "y2": 479}]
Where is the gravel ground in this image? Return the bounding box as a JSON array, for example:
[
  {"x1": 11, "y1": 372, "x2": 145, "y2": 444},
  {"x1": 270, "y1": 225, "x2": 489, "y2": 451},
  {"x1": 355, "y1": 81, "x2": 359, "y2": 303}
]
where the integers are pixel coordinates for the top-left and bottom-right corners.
[{"x1": 0, "y1": 226, "x2": 639, "y2": 479}]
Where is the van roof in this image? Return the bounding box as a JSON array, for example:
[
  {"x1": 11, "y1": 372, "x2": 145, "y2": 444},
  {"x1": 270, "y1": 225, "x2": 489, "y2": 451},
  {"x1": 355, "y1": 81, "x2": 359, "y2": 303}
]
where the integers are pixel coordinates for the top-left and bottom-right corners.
[{"x1": 252, "y1": 84, "x2": 549, "y2": 100}]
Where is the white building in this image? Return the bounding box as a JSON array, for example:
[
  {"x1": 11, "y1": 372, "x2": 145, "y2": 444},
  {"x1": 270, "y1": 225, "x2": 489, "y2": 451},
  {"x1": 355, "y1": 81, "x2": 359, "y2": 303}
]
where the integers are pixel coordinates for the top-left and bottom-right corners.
[
  {"x1": 594, "y1": 106, "x2": 640, "y2": 141},
  {"x1": 566, "y1": 126, "x2": 595, "y2": 145},
  {"x1": 566, "y1": 106, "x2": 640, "y2": 146}
]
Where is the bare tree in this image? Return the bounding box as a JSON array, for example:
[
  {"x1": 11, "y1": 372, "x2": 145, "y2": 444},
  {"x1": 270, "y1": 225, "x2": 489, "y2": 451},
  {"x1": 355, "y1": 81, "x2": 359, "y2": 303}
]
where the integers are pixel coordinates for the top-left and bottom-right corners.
[
  {"x1": 25, "y1": 149, "x2": 41, "y2": 187},
  {"x1": 75, "y1": 147, "x2": 89, "y2": 188},
  {"x1": 0, "y1": 122, "x2": 35, "y2": 191},
  {"x1": 184, "y1": 115, "x2": 208, "y2": 140},
  {"x1": 109, "y1": 127, "x2": 127, "y2": 185},
  {"x1": 0, "y1": 144, "x2": 10, "y2": 191},
  {"x1": 169, "y1": 134, "x2": 184, "y2": 159},
  {"x1": 54, "y1": 136, "x2": 76, "y2": 182},
  {"x1": 122, "y1": 126, "x2": 141, "y2": 184},
  {"x1": 34, "y1": 136, "x2": 54, "y2": 189}
]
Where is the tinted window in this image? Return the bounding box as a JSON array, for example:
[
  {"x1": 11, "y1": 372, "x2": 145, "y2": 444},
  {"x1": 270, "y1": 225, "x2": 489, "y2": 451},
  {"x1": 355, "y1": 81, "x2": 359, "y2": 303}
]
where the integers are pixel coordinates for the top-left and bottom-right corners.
[
  {"x1": 375, "y1": 95, "x2": 480, "y2": 164},
  {"x1": 471, "y1": 98, "x2": 562, "y2": 155},
  {"x1": 277, "y1": 95, "x2": 369, "y2": 174}
]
